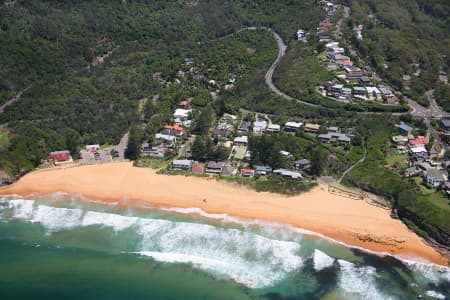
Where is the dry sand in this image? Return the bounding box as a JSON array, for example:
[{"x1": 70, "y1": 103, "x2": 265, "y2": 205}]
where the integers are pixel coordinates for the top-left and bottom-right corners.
[{"x1": 1, "y1": 162, "x2": 447, "y2": 266}]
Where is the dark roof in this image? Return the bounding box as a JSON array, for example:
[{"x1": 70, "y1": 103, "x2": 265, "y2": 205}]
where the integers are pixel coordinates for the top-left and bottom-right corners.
[
  {"x1": 441, "y1": 119, "x2": 450, "y2": 128},
  {"x1": 207, "y1": 161, "x2": 226, "y2": 169}
]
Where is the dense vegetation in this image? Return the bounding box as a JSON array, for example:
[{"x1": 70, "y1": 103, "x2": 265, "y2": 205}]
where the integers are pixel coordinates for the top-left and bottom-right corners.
[
  {"x1": 343, "y1": 116, "x2": 450, "y2": 246},
  {"x1": 340, "y1": 0, "x2": 450, "y2": 107},
  {"x1": 0, "y1": 0, "x2": 324, "y2": 176}
]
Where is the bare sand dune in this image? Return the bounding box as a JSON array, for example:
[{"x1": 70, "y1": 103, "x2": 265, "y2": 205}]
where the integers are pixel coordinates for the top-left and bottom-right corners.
[{"x1": 1, "y1": 162, "x2": 447, "y2": 266}]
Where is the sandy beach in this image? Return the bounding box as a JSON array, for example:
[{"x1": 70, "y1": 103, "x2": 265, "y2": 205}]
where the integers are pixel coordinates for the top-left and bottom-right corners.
[{"x1": 0, "y1": 162, "x2": 447, "y2": 266}]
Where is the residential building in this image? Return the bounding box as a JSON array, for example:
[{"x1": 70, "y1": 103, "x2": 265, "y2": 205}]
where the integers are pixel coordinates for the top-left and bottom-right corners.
[
  {"x1": 85, "y1": 144, "x2": 100, "y2": 152},
  {"x1": 238, "y1": 121, "x2": 252, "y2": 132},
  {"x1": 366, "y1": 87, "x2": 382, "y2": 100},
  {"x1": 353, "y1": 87, "x2": 366, "y2": 98},
  {"x1": 172, "y1": 159, "x2": 193, "y2": 171},
  {"x1": 345, "y1": 66, "x2": 363, "y2": 81},
  {"x1": 341, "y1": 88, "x2": 352, "y2": 98},
  {"x1": 304, "y1": 123, "x2": 321, "y2": 133},
  {"x1": 155, "y1": 133, "x2": 176, "y2": 145},
  {"x1": 173, "y1": 109, "x2": 191, "y2": 120},
  {"x1": 318, "y1": 132, "x2": 351, "y2": 145},
  {"x1": 205, "y1": 161, "x2": 226, "y2": 174},
  {"x1": 424, "y1": 169, "x2": 447, "y2": 187},
  {"x1": 241, "y1": 168, "x2": 255, "y2": 178},
  {"x1": 284, "y1": 121, "x2": 303, "y2": 132},
  {"x1": 397, "y1": 124, "x2": 413, "y2": 135},
  {"x1": 267, "y1": 124, "x2": 281, "y2": 133},
  {"x1": 233, "y1": 136, "x2": 248, "y2": 147},
  {"x1": 192, "y1": 164, "x2": 204, "y2": 175},
  {"x1": 409, "y1": 137, "x2": 427, "y2": 148},
  {"x1": 294, "y1": 159, "x2": 311, "y2": 170},
  {"x1": 48, "y1": 151, "x2": 72, "y2": 164},
  {"x1": 330, "y1": 84, "x2": 343, "y2": 96},
  {"x1": 221, "y1": 165, "x2": 236, "y2": 177},
  {"x1": 392, "y1": 136, "x2": 409, "y2": 144},
  {"x1": 253, "y1": 120, "x2": 268, "y2": 133},
  {"x1": 359, "y1": 76, "x2": 371, "y2": 85},
  {"x1": 332, "y1": 54, "x2": 350, "y2": 63},
  {"x1": 273, "y1": 169, "x2": 303, "y2": 179},
  {"x1": 255, "y1": 166, "x2": 273, "y2": 176},
  {"x1": 441, "y1": 119, "x2": 450, "y2": 135}
]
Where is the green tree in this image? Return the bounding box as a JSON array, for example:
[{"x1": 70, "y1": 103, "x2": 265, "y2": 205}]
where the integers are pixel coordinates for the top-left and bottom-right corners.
[
  {"x1": 126, "y1": 125, "x2": 143, "y2": 160},
  {"x1": 311, "y1": 146, "x2": 329, "y2": 176}
]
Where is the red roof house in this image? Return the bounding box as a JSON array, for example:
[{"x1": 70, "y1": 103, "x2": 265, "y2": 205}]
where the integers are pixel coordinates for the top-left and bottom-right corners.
[
  {"x1": 48, "y1": 150, "x2": 72, "y2": 162},
  {"x1": 409, "y1": 137, "x2": 427, "y2": 148}
]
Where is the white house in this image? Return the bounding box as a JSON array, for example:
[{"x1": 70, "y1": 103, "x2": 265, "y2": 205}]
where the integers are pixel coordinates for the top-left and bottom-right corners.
[
  {"x1": 233, "y1": 136, "x2": 248, "y2": 147},
  {"x1": 253, "y1": 120, "x2": 268, "y2": 133}
]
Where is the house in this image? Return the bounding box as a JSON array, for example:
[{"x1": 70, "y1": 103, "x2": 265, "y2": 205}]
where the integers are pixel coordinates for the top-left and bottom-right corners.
[
  {"x1": 409, "y1": 137, "x2": 427, "y2": 148},
  {"x1": 280, "y1": 150, "x2": 293, "y2": 157},
  {"x1": 441, "y1": 119, "x2": 450, "y2": 135},
  {"x1": 267, "y1": 124, "x2": 281, "y2": 133},
  {"x1": 397, "y1": 124, "x2": 413, "y2": 135},
  {"x1": 328, "y1": 126, "x2": 340, "y2": 133},
  {"x1": 424, "y1": 169, "x2": 447, "y2": 187},
  {"x1": 221, "y1": 165, "x2": 236, "y2": 177},
  {"x1": 332, "y1": 54, "x2": 350, "y2": 63},
  {"x1": 345, "y1": 66, "x2": 363, "y2": 81},
  {"x1": 205, "y1": 161, "x2": 226, "y2": 175},
  {"x1": 213, "y1": 128, "x2": 230, "y2": 139},
  {"x1": 273, "y1": 169, "x2": 303, "y2": 179},
  {"x1": 253, "y1": 120, "x2": 268, "y2": 133},
  {"x1": 155, "y1": 133, "x2": 176, "y2": 145},
  {"x1": 319, "y1": 35, "x2": 331, "y2": 42},
  {"x1": 179, "y1": 100, "x2": 192, "y2": 109},
  {"x1": 284, "y1": 121, "x2": 303, "y2": 132},
  {"x1": 392, "y1": 136, "x2": 409, "y2": 144},
  {"x1": 163, "y1": 124, "x2": 184, "y2": 136},
  {"x1": 359, "y1": 76, "x2": 371, "y2": 85},
  {"x1": 318, "y1": 132, "x2": 351, "y2": 145},
  {"x1": 338, "y1": 60, "x2": 353, "y2": 67},
  {"x1": 378, "y1": 85, "x2": 396, "y2": 99},
  {"x1": 330, "y1": 84, "x2": 343, "y2": 96},
  {"x1": 142, "y1": 143, "x2": 168, "y2": 158},
  {"x1": 233, "y1": 136, "x2": 248, "y2": 147},
  {"x1": 366, "y1": 87, "x2": 382, "y2": 100},
  {"x1": 328, "y1": 46, "x2": 345, "y2": 55},
  {"x1": 296, "y1": 29, "x2": 308, "y2": 42},
  {"x1": 318, "y1": 20, "x2": 332, "y2": 32},
  {"x1": 238, "y1": 121, "x2": 252, "y2": 132},
  {"x1": 171, "y1": 159, "x2": 193, "y2": 171},
  {"x1": 241, "y1": 168, "x2": 255, "y2": 178},
  {"x1": 48, "y1": 151, "x2": 72, "y2": 164},
  {"x1": 341, "y1": 88, "x2": 352, "y2": 98},
  {"x1": 294, "y1": 159, "x2": 311, "y2": 170},
  {"x1": 255, "y1": 166, "x2": 273, "y2": 176},
  {"x1": 353, "y1": 87, "x2": 367, "y2": 98},
  {"x1": 192, "y1": 163, "x2": 204, "y2": 175},
  {"x1": 86, "y1": 144, "x2": 100, "y2": 152},
  {"x1": 405, "y1": 166, "x2": 421, "y2": 177},
  {"x1": 173, "y1": 109, "x2": 191, "y2": 120},
  {"x1": 304, "y1": 123, "x2": 321, "y2": 133}
]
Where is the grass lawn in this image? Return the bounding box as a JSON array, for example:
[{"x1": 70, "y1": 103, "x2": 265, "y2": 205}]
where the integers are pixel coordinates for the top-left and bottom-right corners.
[
  {"x1": 385, "y1": 148, "x2": 408, "y2": 168},
  {"x1": 233, "y1": 146, "x2": 247, "y2": 160},
  {"x1": 413, "y1": 176, "x2": 450, "y2": 212}
]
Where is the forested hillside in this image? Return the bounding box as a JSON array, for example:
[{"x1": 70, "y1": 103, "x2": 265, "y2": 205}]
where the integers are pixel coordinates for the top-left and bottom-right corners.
[
  {"x1": 0, "y1": 0, "x2": 323, "y2": 175},
  {"x1": 340, "y1": 0, "x2": 450, "y2": 107}
]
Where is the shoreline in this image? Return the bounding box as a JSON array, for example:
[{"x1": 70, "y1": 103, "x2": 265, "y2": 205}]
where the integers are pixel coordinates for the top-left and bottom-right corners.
[{"x1": 0, "y1": 162, "x2": 448, "y2": 266}]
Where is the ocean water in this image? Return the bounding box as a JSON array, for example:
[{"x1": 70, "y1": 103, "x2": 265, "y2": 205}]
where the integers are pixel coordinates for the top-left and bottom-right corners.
[{"x1": 0, "y1": 194, "x2": 449, "y2": 300}]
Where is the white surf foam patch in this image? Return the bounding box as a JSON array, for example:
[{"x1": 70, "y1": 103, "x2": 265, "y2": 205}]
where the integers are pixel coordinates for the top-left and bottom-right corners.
[
  {"x1": 402, "y1": 259, "x2": 450, "y2": 284},
  {"x1": 425, "y1": 290, "x2": 446, "y2": 299},
  {"x1": 338, "y1": 259, "x2": 395, "y2": 300},
  {"x1": 7, "y1": 199, "x2": 35, "y2": 219},
  {"x1": 32, "y1": 205, "x2": 84, "y2": 231},
  {"x1": 313, "y1": 249, "x2": 335, "y2": 271},
  {"x1": 137, "y1": 218, "x2": 303, "y2": 288},
  {"x1": 82, "y1": 211, "x2": 138, "y2": 231}
]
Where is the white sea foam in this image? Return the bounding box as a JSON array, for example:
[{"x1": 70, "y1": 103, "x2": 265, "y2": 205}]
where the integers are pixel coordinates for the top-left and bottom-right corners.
[
  {"x1": 402, "y1": 259, "x2": 450, "y2": 284},
  {"x1": 31, "y1": 205, "x2": 83, "y2": 231},
  {"x1": 338, "y1": 259, "x2": 395, "y2": 300},
  {"x1": 313, "y1": 249, "x2": 335, "y2": 271},
  {"x1": 82, "y1": 211, "x2": 138, "y2": 231},
  {"x1": 136, "y1": 218, "x2": 303, "y2": 288},
  {"x1": 425, "y1": 290, "x2": 446, "y2": 299},
  {"x1": 7, "y1": 199, "x2": 35, "y2": 219}
]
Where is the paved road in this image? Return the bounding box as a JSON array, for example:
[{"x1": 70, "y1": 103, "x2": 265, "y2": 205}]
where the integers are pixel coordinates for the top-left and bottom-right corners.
[{"x1": 406, "y1": 90, "x2": 450, "y2": 119}]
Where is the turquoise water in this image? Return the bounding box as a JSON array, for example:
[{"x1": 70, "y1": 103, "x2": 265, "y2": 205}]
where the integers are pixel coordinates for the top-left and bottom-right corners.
[{"x1": 0, "y1": 194, "x2": 448, "y2": 300}]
